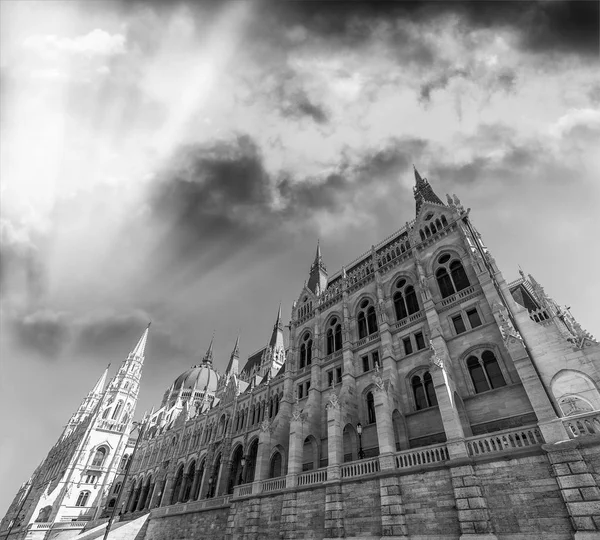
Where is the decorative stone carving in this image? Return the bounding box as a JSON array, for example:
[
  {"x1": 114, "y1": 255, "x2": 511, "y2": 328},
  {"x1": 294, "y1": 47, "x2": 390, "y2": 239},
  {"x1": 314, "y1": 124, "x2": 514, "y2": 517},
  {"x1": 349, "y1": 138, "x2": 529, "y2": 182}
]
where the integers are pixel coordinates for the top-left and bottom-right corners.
[
  {"x1": 327, "y1": 392, "x2": 340, "y2": 409},
  {"x1": 415, "y1": 258, "x2": 430, "y2": 301},
  {"x1": 372, "y1": 362, "x2": 388, "y2": 393},
  {"x1": 453, "y1": 194, "x2": 465, "y2": 212},
  {"x1": 495, "y1": 306, "x2": 522, "y2": 344},
  {"x1": 429, "y1": 340, "x2": 445, "y2": 370},
  {"x1": 292, "y1": 397, "x2": 307, "y2": 423},
  {"x1": 260, "y1": 418, "x2": 273, "y2": 433}
]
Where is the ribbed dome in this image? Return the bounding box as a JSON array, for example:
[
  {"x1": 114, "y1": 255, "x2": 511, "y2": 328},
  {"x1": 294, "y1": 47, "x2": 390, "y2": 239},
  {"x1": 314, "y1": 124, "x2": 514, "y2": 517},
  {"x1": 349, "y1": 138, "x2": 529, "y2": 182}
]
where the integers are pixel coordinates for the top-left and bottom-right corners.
[{"x1": 172, "y1": 363, "x2": 219, "y2": 393}]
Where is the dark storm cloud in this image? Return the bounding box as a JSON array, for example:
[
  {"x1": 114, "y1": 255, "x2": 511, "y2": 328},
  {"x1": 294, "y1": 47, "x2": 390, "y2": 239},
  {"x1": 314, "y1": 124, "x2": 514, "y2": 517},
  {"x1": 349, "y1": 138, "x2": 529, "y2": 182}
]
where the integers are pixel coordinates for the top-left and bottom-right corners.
[
  {"x1": 272, "y1": 1, "x2": 599, "y2": 57},
  {"x1": 150, "y1": 134, "x2": 426, "y2": 256},
  {"x1": 9, "y1": 310, "x2": 71, "y2": 360}
]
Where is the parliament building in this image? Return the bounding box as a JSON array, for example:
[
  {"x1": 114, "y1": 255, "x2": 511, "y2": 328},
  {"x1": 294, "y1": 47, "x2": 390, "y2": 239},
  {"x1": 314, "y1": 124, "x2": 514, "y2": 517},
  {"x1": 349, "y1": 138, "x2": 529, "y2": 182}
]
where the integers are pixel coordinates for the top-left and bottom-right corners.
[{"x1": 2, "y1": 170, "x2": 599, "y2": 540}]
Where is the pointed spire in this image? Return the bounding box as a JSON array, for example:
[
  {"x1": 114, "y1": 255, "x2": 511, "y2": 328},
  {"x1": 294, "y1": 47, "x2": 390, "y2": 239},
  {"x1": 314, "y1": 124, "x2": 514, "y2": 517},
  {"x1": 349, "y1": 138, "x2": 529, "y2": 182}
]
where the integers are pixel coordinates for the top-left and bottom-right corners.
[
  {"x1": 131, "y1": 323, "x2": 150, "y2": 358},
  {"x1": 412, "y1": 166, "x2": 444, "y2": 214},
  {"x1": 203, "y1": 332, "x2": 215, "y2": 365},
  {"x1": 92, "y1": 364, "x2": 110, "y2": 396},
  {"x1": 225, "y1": 334, "x2": 240, "y2": 377},
  {"x1": 269, "y1": 304, "x2": 285, "y2": 349},
  {"x1": 307, "y1": 240, "x2": 328, "y2": 294}
]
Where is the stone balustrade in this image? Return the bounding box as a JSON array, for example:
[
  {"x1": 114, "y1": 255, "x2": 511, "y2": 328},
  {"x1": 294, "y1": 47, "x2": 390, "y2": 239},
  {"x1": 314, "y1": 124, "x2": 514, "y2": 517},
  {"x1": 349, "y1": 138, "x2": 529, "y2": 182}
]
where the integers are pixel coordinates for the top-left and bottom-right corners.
[
  {"x1": 394, "y1": 443, "x2": 449, "y2": 469},
  {"x1": 260, "y1": 477, "x2": 287, "y2": 493},
  {"x1": 340, "y1": 457, "x2": 380, "y2": 479},
  {"x1": 465, "y1": 425, "x2": 544, "y2": 457},
  {"x1": 562, "y1": 410, "x2": 600, "y2": 438},
  {"x1": 297, "y1": 468, "x2": 327, "y2": 486}
]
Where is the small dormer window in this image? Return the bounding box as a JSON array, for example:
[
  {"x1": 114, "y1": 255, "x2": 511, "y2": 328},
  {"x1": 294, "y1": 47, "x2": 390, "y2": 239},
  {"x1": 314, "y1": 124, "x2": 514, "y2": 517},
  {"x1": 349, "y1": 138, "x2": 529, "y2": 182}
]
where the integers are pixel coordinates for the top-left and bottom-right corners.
[{"x1": 425, "y1": 212, "x2": 434, "y2": 221}]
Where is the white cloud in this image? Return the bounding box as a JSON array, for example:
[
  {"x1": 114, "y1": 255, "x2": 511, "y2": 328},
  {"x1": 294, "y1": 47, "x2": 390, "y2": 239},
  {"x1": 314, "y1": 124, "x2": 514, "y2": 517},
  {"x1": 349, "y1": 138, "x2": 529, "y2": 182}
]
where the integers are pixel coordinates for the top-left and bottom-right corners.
[{"x1": 23, "y1": 28, "x2": 125, "y2": 57}]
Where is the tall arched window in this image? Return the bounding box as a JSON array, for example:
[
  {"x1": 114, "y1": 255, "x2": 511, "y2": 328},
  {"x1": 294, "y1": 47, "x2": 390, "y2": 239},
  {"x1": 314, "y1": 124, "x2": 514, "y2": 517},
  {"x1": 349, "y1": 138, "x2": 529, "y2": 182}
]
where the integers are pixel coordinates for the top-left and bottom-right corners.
[
  {"x1": 92, "y1": 447, "x2": 107, "y2": 467},
  {"x1": 435, "y1": 254, "x2": 470, "y2": 298},
  {"x1": 171, "y1": 467, "x2": 184, "y2": 505},
  {"x1": 393, "y1": 279, "x2": 420, "y2": 321},
  {"x1": 366, "y1": 392, "x2": 376, "y2": 424},
  {"x1": 411, "y1": 371, "x2": 438, "y2": 410},
  {"x1": 358, "y1": 300, "x2": 378, "y2": 339},
  {"x1": 76, "y1": 491, "x2": 90, "y2": 507},
  {"x1": 299, "y1": 333, "x2": 312, "y2": 368},
  {"x1": 269, "y1": 452, "x2": 283, "y2": 478},
  {"x1": 467, "y1": 351, "x2": 506, "y2": 393},
  {"x1": 111, "y1": 400, "x2": 123, "y2": 420},
  {"x1": 326, "y1": 317, "x2": 343, "y2": 355}
]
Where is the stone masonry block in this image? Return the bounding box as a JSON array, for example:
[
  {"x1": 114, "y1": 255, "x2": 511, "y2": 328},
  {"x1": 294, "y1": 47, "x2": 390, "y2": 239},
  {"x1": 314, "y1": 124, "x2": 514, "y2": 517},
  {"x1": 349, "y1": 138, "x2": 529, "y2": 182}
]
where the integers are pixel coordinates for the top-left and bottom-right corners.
[
  {"x1": 580, "y1": 487, "x2": 600, "y2": 500},
  {"x1": 567, "y1": 501, "x2": 600, "y2": 516},
  {"x1": 456, "y1": 499, "x2": 469, "y2": 510},
  {"x1": 552, "y1": 463, "x2": 571, "y2": 476},
  {"x1": 473, "y1": 520, "x2": 492, "y2": 534},
  {"x1": 468, "y1": 497, "x2": 487, "y2": 509},
  {"x1": 569, "y1": 461, "x2": 592, "y2": 474},
  {"x1": 451, "y1": 466, "x2": 475, "y2": 476},
  {"x1": 563, "y1": 489, "x2": 583, "y2": 502},
  {"x1": 462, "y1": 476, "x2": 480, "y2": 487},
  {"x1": 458, "y1": 509, "x2": 490, "y2": 522},
  {"x1": 557, "y1": 474, "x2": 596, "y2": 489},
  {"x1": 572, "y1": 516, "x2": 595, "y2": 530},
  {"x1": 454, "y1": 486, "x2": 481, "y2": 498},
  {"x1": 547, "y1": 450, "x2": 585, "y2": 464}
]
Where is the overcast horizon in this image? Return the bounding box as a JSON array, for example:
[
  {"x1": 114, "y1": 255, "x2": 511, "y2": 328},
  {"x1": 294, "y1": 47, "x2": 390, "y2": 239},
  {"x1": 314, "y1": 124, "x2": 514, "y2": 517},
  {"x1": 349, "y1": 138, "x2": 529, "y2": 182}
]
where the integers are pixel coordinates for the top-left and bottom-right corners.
[{"x1": 1, "y1": 0, "x2": 599, "y2": 516}]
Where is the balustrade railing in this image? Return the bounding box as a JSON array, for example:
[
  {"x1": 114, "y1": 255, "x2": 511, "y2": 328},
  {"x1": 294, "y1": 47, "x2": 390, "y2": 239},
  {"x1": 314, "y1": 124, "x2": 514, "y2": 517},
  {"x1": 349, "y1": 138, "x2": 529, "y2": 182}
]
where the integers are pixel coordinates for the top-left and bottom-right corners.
[
  {"x1": 297, "y1": 468, "x2": 327, "y2": 486},
  {"x1": 260, "y1": 477, "x2": 287, "y2": 493},
  {"x1": 466, "y1": 425, "x2": 544, "y2": 457},
  {"x1": 439, "y1": 285, "x2": 476, "y2": 308},
  {"x1": 562, "y1": 410, "x2": 600, "y2": 439},
  {"x1": 29, "y1": 523, "x2": 52, "y2": 530},
  {"x1": 394, "y1": 443, "x2": 449, "y2": 469},
  {"x1": 340, "y1": 457, "x2": 379, "y2": 479}
]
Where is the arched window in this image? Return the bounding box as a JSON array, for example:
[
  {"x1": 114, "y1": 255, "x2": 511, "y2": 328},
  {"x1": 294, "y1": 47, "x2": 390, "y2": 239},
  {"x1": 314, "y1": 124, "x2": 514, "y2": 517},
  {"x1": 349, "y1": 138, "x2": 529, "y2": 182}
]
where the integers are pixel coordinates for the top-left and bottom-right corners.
[
  {"x1": 411, "y1": 371, "x2": 438, "y2": 410},
  {"x1": 111, "y1": 400, "x2": 123, "y2": 420},
  {"x1": 366, "y1": 392, "x2": 376, "y2": 424},
  {"x1": 269, "y1": 452, "x2": 283, "y2": 478},
  {"x1": 358, "y1": 300, "x2": 378, "y2": 339},
  {"x1": 393, "y1": 279, "x2": 420, "y2": 321},
  {"x1": 326, "y1": 317, "x2": 343, "y2": 355},
  {"x1": 102, "y1": 408, "x2": 110, "y2": 419},
  {"x1": 171, "y1": 467, "x2": 184, "y2": 505},
  {"x1": 76, "y1": 491, "x2": 90, "y2": 507},
  {"x1": 467, "y1": 351, "x2": 506, "y2": 393},
  {"x1": 299, "y1": 333, "x2": 312, "y2": 368},
  {"x1": 92, "y1": 447, "x2": 107, "y2": 467},
  {"x1": 441, "y1": 215, "x2": 448, "y2": 227},
  {"x1": 435, "y1": 254, "x2": 470, "y2": 298}
]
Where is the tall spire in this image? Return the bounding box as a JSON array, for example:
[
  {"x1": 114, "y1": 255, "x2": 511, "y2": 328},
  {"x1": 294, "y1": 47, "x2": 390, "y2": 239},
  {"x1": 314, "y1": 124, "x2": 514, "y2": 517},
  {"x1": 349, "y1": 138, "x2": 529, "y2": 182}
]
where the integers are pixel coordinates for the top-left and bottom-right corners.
[
  {"x1": 131, "y1": 323, "x2": 150, "y2": 358},
  {"x1": 412, "y1": 166, "x2": 444, "y2": 214},
  {"x1": 203, "y1": 332, "x2": 215, "y2": 366},
  {"x1": 225, "y1": 334, "x2": 240, "y2": 377},
  {"x1": 92, "y1": 364, "x2": 110, "y2": 395},
  {"x1": 306, "y1": 240, "x2": 328, "y2": 295},
  {"x1": 268, "y1": 303, "x2": 285, "y2": 349}
]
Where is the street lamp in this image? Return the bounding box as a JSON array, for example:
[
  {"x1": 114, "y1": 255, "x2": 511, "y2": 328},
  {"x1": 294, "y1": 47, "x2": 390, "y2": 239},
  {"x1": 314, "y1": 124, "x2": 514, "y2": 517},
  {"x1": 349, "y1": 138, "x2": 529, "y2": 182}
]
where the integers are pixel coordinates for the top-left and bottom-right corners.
[
  {"x1": 238, "y1": 457, "x2": 246, "y2": 485},
  {"x1": 207, "y1": 476, "x2": 214, "y2": 499},
  {"x1": 357, "y1": 423, "x2": 365, "y2": 460}
]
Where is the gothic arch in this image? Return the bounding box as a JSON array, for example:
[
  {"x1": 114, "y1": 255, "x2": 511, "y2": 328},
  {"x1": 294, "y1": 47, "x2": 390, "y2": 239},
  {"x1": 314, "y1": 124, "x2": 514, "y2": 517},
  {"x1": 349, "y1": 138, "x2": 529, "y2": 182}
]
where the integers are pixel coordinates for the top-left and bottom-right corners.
[
  {"x1": 323, "y1": 310, "x2": 343, "y2": 328},
  {"x1": 550, "y1": 369, "x2": 600, "y2": 415},
  {"x1": 458, "y1": 343, "x2": 512, "y2": 390},
  {"x1": 349, "y1": 292, "x2": 378, "y2": 317},
  {"x1": 426, "y1": 244, "x2": 468, "y2": 276},
  {"x1": 269, "y1": 444, "x2": 286, "y2": 478},
  {"x1": 386, "y1": 270, "x2": 419, "y2": 298},
  {"x1": 342, "y1": 423, "x2": 358, "y2": 462},
  {"x1": 302, "y1": 435, "x2": 319, "y2": 471}
]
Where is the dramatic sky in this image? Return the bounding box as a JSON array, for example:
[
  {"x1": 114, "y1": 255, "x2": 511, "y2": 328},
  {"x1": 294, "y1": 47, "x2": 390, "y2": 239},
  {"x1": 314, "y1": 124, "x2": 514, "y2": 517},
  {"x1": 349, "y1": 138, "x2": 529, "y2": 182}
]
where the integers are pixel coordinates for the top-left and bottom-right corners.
[{"x1": 1, "y1": 0, "x2": 599, "y2": 513}]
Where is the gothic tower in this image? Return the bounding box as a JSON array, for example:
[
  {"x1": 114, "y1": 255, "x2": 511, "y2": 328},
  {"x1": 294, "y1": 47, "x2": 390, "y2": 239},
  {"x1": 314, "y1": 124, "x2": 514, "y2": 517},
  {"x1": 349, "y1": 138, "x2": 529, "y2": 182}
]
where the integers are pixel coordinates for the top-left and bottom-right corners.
[{"x1": 0, "y1": 326, "x2": 150, "y2": 540}]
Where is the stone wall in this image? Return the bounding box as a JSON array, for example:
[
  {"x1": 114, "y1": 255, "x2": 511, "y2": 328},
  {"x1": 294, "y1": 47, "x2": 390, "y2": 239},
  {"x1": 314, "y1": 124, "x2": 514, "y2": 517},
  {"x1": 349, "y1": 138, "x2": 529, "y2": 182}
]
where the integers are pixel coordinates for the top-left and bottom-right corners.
[{"x1": 137, "y1": 442, "x2": 600, "y2": 540}]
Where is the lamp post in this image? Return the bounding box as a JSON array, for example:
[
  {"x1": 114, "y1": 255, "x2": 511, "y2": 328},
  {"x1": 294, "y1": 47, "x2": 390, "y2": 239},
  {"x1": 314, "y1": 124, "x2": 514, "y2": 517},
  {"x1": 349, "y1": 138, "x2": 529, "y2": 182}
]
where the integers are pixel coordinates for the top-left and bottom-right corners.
[
  {"x1": 207, "y1": 476, "x2": 214, "y2": 499},
  {"x1": 238, "y1": 457, "x2": 246, "y2": 485},
  {"x1": 357, "y1": 423, "x2": 365, "y2": 460}
]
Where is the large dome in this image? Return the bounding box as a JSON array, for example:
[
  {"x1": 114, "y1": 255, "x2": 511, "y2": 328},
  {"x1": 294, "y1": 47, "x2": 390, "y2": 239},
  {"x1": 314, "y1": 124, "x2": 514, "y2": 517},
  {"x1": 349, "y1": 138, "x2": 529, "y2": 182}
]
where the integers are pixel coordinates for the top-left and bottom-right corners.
[{"x1": 172, "y1": 363, "x2": 219, "y2": 393}]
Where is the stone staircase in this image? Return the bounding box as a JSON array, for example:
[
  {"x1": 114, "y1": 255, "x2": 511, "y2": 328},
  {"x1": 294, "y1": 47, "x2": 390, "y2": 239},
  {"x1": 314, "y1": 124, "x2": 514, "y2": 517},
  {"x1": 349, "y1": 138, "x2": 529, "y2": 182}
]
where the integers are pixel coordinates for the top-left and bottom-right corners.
[{"x1": 73, "y1": 514, "x2": 150, "y2": 540}]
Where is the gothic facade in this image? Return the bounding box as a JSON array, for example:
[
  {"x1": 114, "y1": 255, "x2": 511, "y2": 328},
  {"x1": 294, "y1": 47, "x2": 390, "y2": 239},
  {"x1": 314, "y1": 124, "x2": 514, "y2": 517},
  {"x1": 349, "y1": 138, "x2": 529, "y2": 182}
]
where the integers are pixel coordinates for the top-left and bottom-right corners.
[{"x1": 2, "y1": 171, "x2": 600, "y2": 540}]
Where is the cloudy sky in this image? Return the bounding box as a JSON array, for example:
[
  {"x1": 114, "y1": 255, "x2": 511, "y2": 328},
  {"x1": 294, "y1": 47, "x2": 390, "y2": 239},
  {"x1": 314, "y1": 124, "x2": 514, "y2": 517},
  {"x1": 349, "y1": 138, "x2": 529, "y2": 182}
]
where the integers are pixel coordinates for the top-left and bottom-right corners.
[{"x1": 1, "y1": 0, "x2": 599, "y2": 513}]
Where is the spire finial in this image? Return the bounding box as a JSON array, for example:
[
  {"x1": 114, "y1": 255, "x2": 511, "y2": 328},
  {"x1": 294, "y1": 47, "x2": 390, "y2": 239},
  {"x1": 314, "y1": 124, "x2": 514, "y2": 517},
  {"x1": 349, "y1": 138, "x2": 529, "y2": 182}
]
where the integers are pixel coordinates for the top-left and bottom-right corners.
[
  {"x1": 131, "y1": 325, "x2": 150, "y2": 358},
  {"x1": 203, "y1": 332, "x2": 215, "y2": 365}
]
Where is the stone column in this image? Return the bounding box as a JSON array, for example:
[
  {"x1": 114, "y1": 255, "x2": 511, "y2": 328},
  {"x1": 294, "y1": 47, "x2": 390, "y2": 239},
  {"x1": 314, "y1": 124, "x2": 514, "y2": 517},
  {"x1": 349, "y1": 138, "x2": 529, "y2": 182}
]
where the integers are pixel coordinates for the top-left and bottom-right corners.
[
  {"x1": 326, "y1": 395, "x2": 343, "y2": 480},
  {"x1": 177, "y1": 473, "x2": 190, "y2": 503},
  {"x1": 286, "y1": 416, "x2": 304, "y2": 486},
  {"x1": 162, "y1": 473, "x2": 175, "y2": 506},
  {"x1": 145, "y1": 483, "x2": 155, "y2": 509},
  {"x1": 379, "y1": 476, "x2": 408, "y2": 538},
  {"x1": 324, "y1": 484, "x2": 345, "y2": 539},
  {"x1": 280, "y1": 492, "x2": 299, "y2": 540},
  {"x1": 544, "y1": 440, "x2": 600, "y2": 538},
  {"x1": 189, "y1": 467, "x2": 202, "y2": 501},
  {"x1": 372, "y1": 375, "x2": 396, "y2": 468},
  {"x1": 429, "y1": 335, "x2": 468, "y2": 458},
  {"x1": 450, "y1": 464, "x2": 497, "y2": 539},
  {"x1": 254, "y1": 427, "x2": 272, "y2": 482},
  {"x1": 149, "y1": 478, "x2": 165, "y2": 508},
  {"x1": 123, "y1": 481, "x2": 135, "y2": 513}
]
